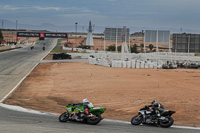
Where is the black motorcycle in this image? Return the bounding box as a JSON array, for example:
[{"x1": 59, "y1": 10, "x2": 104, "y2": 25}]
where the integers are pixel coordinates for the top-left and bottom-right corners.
[{"x1": 131, "y1": 106, "x2": 175, "y2": 128}]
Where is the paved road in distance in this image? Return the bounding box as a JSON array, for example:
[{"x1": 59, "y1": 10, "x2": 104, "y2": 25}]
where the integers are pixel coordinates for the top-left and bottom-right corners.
[{"x1": 0, "y1": 38, "x2": 57, "y2": 101}]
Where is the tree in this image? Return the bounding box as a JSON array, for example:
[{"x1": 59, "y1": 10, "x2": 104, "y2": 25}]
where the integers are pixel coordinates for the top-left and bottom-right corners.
[
  {"x1": 140, "y1": 43, "x2": 144, "y2": 52},
  {"x1": 77, "y1": 40, "x2": 90, "y2": 49},
  {"x1": 0, "y1": 30, "x2": 3, "y2": 44},
  {"x1": 117, "y1": 45, "x2": 121, "y2": 52},
  {"x1": 107, "y1": 44, "x2": 115, "y2": 51},
  {"x1": 148, "y1": 44, "x2": 154, "y2": 51},
  {"x1": 131, "y1": 44, "x2": 138, "y2": 53}
]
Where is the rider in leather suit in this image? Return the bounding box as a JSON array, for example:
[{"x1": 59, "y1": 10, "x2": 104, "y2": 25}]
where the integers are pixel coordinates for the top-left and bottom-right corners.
[{"x1": 146, "y1": 100, "x2": 164, "y2": 119}]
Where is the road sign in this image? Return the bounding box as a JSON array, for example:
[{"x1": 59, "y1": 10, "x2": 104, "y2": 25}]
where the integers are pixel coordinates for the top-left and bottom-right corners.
[
  {"x1": 40, "y1": 33, "x2": 45, "y2": 38},
  {"x1": 145, "y1": 30, "x2": 170, "y2": 44},
  {"x1": 17, "y1": 32, "x2": 40, "y2": 37},
  {"x1": 17, "y1": 32, "x2": 67, "y2": 38}
]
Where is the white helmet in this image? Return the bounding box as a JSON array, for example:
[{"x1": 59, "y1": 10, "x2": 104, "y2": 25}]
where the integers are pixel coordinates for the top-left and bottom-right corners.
[{"x1": 83, "y1": 98, "x2": 89, "y2": 103}]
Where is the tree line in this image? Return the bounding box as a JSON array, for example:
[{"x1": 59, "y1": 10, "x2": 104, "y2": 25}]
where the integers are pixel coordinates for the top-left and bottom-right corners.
[
  {"x1": 107, "y1": 43, "x2": 155, "y2": 53},
  {"x1": 0, "y1": 30, "x2": 3, "y2": 44}
]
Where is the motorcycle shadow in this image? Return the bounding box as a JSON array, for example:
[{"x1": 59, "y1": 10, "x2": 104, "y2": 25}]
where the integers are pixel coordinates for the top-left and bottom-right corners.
[
  {"x1": 141, "y1": 123, "x2": 160, "y2": 128},
  {"x1": 58, "y1": 120, "x2": 103, "y2": 126}
]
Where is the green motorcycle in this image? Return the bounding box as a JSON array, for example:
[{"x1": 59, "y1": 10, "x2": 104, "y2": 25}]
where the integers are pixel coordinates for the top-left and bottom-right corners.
[{"x1": 59, "y1": 102, "x2": 106, "y2": 125}]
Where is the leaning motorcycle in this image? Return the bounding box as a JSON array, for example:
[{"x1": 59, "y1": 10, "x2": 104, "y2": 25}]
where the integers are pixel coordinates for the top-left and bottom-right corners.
[
  {"x1": 59, "y1": 102, "x2": 106, "y2": 125},
  {"x1": 131, "y1": 106, "x2": 175, "y2": 128}
]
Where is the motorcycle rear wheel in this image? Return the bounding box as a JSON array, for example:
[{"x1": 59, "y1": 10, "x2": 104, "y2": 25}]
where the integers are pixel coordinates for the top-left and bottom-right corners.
[
  {"x1": 59, "y1": 112, "x2": 69, "y2": 122},
  {"x1": 159, "y1": 116, "x2": 174, "y2": 128},
  {"x1": 131, "y1": 115, "x2": 143, "y2": 125},
  {"x1": 86, "y1": 114, "x2": 102, "y2": 125}
]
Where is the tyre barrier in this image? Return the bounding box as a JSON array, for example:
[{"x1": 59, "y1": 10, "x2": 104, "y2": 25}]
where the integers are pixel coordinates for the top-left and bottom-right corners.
[
  {"x1": 53, "y1": 53, "x2": 72, "y2": 60},
  {"x1": 180, "y1": 63, "x2": 199, "y2": 69}
]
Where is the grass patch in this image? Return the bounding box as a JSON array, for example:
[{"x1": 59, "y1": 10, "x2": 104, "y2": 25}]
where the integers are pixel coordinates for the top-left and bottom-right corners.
[
  {"x1": 50, "y1": 38, "x2": 78, "y2": 54},
  {"x1": 50, "y1": 49, "x2": 67, "y2": 53},
  {"x1": 50, "y1": 49, "x2": 78, "y2": 54},
  {"x1": 35, "y1": 40, "x2": 41, "y2": 44}
]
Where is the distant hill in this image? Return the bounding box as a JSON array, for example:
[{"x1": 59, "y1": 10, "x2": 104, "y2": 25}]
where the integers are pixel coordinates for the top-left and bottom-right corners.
[
  {"x1": 1, "y1": 19, "x2": 200, "y2": 34},
  {"x1": 0, "y1": 19, "x2": 106, "y2": 33}
]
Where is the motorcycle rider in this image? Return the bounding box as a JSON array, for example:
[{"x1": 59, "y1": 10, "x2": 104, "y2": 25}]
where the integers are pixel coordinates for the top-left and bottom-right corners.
[
  {"x1": 74, "y1": 98, "x2": 94, "y2": 118},
  {"x1": 146, "y1": 100, "x2": 164, "y2": 119},
  {"x1": 82, "y1": 98, "x2": 94, "y2": 115},
  {"x1": 31, "y1": 44, "x2": 34, "y2": 50}
]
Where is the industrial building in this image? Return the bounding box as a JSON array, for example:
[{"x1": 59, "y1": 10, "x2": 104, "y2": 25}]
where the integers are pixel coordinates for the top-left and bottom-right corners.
[{"x1": 172, "y1": 33, "x2": 200, "y2": 53}]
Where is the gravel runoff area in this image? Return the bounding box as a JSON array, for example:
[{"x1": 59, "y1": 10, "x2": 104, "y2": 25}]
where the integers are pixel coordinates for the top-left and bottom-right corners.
[{"x1": 4, "y1": 61, "x2": 200, "y2": 127}]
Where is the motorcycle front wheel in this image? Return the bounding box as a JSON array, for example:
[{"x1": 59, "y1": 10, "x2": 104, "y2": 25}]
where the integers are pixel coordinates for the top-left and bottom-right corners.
[
  {"x1": 59, "y1": 112, "x2": 69, "y2": 122},
  {"x1": 86, "y1": 114, "x2": 102, "y2": 125},
  {"x1": 131, "y1": 114, "x2": 143, "y2": 125},
  {"x1": 159, "y1": 116, "x2": 174, "y2": 128}
]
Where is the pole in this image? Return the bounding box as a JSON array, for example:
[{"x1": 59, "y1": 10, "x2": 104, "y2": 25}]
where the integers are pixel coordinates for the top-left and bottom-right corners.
[
  {"x1": 156, "y1": 30, "x2": 159, "y2": 65},
  {"x1": 104, "y1": 34, "x2": 105, "y2": 52},
  {"x1": 129, "y1": 29, "x2": 131, "y2": 53},
  {"x1": 169, "y1": 32, "x2": 172, "y2": 62},
  {"x1": 67, "y1": 34, "x2": 68, "y2": 47},
  {"x1": 175, "y1": 34, "x2": 177, "y2": 62},
  {"x1": 144, "y1": 30, "x2": 146, "y2": 53},
  {"x1": 188, "y1": 35, "x2": 190, "y2": 56},
  {"x1": 116, "y1": 28, "x2": 118, "y2": 53},
  {"x1": 75, "y1": 22, "x2": 78, "y2": 47},
  {"x1": 16, "y1": 20, "x2": 18, "y2": 44},
  {"x1": 156, "y1": 30, "x2": 158, "y2": 53},
  {"x1": 124, "y1": 27, "x2": 127, "y2": 43},
  {"x1": 16, "y1": 32, "x2": 17, "y2": 43},
  {"x1": 143, "y1": 30, "x2": 147, "y2": 61},
  {"x1": 169, "y1": 32, "x2": 171, "y2": 53}
]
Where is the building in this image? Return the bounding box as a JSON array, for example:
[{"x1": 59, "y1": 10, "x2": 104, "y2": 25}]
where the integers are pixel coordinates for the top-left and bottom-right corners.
[
  {"x1": 130, "y1": 32, "x2": 144, "y2": 45},
  {"x1": 172, "y1": 33, "x2": 200, "y2": 53}
]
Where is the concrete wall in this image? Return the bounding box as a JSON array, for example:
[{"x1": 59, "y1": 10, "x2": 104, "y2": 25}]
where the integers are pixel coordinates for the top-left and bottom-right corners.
[{"x1": 69, "y1": 52, "x2": 200, "y2": 63}]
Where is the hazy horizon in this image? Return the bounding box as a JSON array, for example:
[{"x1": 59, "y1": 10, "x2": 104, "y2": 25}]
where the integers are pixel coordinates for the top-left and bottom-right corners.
[{"x1": 1, "y1": 0, "x2": 200, "y2": 33}]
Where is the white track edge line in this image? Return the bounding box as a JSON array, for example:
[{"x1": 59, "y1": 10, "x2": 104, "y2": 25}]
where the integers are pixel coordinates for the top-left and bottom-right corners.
[
  {"x1": 0, "y1": 103, "x2": 199, "y2": 130},
  {"x1": 0, "y1": 40, "x2": 53, "y2": 103},
  {"x1": 0, "y1": 62, "x2": 40, "y2": 103}
]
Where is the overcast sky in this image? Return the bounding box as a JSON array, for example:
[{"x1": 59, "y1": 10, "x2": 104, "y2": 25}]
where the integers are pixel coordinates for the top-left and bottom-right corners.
[{"x1": 1, "y1": 0, "x2": 200, "y2": 32}]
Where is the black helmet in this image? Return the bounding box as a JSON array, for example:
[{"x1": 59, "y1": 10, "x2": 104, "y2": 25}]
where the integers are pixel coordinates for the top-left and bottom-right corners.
[{"x1": 152, "y1": 100, "x2": 158, "y2": 106}]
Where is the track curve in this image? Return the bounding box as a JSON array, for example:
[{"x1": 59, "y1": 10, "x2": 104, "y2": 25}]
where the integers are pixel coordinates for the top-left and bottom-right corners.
[{"x1": 0, "y1": 39, "x2": 199, "y2": 132}]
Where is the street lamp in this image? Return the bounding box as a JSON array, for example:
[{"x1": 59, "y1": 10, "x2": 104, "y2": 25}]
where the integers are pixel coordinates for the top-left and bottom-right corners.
[
  {"x1": 75, "y1": 22, "x2": 78, "y2": 47},
  {"x1": 16, "y1": 20, "x2": 18, "y2": 43}
]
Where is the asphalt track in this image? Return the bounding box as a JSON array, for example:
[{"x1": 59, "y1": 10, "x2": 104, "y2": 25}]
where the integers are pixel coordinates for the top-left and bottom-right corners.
[
  {"x1": 0, "y1": 38, "x2": 199, "y2": 133},
  {"x1": 0, "y1": 38, "x2": 57, "y2": 101}
]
